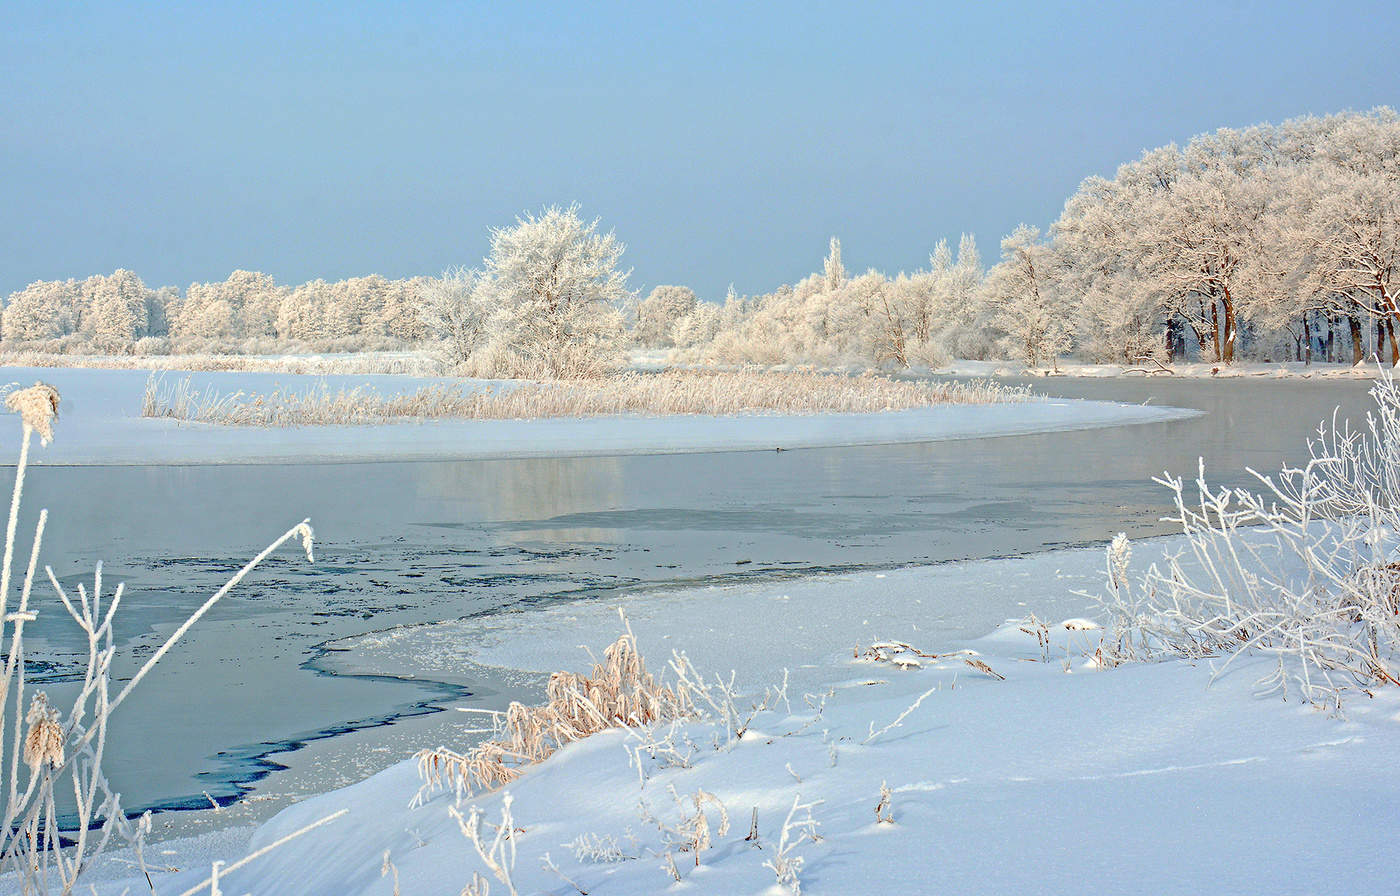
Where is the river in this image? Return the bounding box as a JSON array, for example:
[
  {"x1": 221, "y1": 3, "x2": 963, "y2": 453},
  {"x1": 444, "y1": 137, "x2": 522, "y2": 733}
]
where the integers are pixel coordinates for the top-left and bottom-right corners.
[{"x1": 13, "y1": 374, "x2": 1375, "y2": 819}]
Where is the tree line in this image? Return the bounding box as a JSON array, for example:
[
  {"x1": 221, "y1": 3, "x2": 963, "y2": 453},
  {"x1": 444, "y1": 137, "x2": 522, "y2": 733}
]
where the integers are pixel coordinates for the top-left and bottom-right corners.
[
  {"x1": 0, "y1": 270, "x2": 429, "y2": 354},
  {"x1": 662, "y1": 107, "x2": 1400, "y2": 370},
  {"x1": 5, "y1": 108, "x2": 1396, "y2": 373}
]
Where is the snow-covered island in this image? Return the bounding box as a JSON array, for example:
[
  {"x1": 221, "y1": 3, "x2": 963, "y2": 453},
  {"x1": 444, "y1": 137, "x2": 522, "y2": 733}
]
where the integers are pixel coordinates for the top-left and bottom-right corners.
[{"x1": 2, "y1": 367, "x2": 1196, "y2": 466}]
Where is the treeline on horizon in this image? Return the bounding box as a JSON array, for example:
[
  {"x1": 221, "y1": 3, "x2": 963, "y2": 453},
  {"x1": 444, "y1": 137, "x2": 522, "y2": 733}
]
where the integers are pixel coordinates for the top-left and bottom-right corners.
[{"x1": 4, "y1": 107, "x2": 1397, "y2": 370}]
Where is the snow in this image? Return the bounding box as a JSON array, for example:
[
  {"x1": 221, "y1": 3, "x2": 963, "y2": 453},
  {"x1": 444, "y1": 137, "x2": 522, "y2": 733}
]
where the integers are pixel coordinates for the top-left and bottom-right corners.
[
  {"x1": 939, "y1": 357, "x2": 1389, "y2": 379},
  {"x1": 72, "y1": 536, "x2": 1400, "y2": 896},
  {"x1": 0, "y1": 366, "x2": 1196, "y2": 465}
]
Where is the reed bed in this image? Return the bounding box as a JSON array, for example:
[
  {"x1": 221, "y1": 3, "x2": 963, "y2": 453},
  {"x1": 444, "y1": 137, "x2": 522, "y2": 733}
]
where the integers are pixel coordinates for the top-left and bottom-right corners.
[{"x1": 143, "y1": 370, "x2": 1032, "y2": 426}]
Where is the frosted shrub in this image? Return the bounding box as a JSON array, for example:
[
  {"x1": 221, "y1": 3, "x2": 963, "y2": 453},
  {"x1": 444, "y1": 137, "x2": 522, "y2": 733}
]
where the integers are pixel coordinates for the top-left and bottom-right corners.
[
  {"x1": 1094, "y1": 372, "x2": 1400, "y2": 704},
  {"x1": 0, "y1": 382, "x2": 316, "y2": 894},
  {"x1": 472, "y1": 205, "x2": 631, "y2": 380},
  {"x1": 132, "y1": 335, "x2": 170, "y2": 356},
  {"x1": 417, "y1": 266, "x2": 490, "y2": 367}
]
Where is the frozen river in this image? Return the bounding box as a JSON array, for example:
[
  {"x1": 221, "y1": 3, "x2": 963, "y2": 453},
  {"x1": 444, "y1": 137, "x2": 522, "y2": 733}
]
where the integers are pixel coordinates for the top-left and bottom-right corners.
[{"x1": 13, "y1": 374, "x2": 1375, "y2": 818}]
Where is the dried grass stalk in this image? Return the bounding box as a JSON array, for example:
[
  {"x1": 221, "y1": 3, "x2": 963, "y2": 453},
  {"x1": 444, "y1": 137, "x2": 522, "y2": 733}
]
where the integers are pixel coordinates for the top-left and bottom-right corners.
[{"x1": 417, "y1": 612, "x2": 696, "y2": 801}]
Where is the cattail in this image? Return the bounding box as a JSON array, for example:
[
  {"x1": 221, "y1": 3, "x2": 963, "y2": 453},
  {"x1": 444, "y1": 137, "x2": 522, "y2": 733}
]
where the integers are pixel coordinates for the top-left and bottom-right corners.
[
  {"x1": 5, "y1": 382, "x2": 61, "y2": 445},
  {"x1": 24, "y1": 692, "x2": 64, "y2": 771}
]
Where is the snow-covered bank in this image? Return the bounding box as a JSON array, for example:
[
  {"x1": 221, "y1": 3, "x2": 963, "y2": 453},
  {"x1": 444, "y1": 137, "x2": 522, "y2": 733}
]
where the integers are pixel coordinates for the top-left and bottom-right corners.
[
  {"x1": 0, "y1": 367, "x2": 1196, "y2": 465},
  {"x1": 939, "y1": 357, "x2": 1387, "y2": 379},
  {"x1": 83, "y1": 538, "x2": 1400, "y2": 895}
]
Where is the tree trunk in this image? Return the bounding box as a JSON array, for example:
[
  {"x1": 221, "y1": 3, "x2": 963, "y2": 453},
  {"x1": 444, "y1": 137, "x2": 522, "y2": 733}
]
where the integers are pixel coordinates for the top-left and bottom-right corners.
[
  {"x1": 1389, "y1": 319, "x2": 1399, "y2": 366},
  {"x1": 1304, "y1": 313, "x2": 1312, "y2": 366},
  {"x1": 1221, "y1": 291, "x2": 1236, "y2": 364},
  {"x1": 1350, "y1": 313, "x2": 1364, "y2": 365},
  {"x1": 1211, "y1": 301, "x2": 1222, "y2": 363}
]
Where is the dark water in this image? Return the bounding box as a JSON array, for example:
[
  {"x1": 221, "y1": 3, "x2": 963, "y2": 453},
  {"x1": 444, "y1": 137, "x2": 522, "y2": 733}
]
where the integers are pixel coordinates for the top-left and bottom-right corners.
[{"x1": 13, "y1": 375, "x2": 1376, "y2": 814}]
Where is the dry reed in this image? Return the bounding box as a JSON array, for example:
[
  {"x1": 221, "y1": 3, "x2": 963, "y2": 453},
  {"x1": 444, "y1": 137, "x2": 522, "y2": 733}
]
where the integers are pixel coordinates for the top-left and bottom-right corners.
[
  {"x1": 144, "y1": 369, "x2": 1031, "y2": 426},
  {"x1": 0, "y1": 379, "x2": 319, "y2": 894},
  {"x1": 416, "y1": 613, "x2": 695, "y2": 801}
]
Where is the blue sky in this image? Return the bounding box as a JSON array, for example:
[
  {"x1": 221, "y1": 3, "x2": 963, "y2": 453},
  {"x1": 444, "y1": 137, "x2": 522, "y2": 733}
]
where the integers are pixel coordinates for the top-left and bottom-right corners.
[{"x1": 2, "y1": 1, "x2": 1397, "y2": 300}]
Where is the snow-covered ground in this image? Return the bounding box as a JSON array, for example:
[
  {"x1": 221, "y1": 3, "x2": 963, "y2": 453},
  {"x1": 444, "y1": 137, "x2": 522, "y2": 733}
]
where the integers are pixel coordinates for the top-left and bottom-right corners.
[
  {"x1": 68, "y1": 535, "x2": 1400, "y2": 896},
  {"x1": 631, "y1": 347, "x2": 1390, "y2": 380},
  {"x1": 0, "y1": 366, "x2": 1195, "y2": 465},
  {"x1": 939, "y1": 358, "x2": 1387, "y2": 379}
]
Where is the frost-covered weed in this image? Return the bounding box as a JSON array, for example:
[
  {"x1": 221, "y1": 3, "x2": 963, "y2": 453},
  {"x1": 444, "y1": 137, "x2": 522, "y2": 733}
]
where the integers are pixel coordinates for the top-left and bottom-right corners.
[
  {"x1": 0, "y1": 382, "x2": 318, "y2": 894},
  {"x1": 1092, "y1": 371, "x2": 1400, "y2": 704},
  {"x1": 566, "y1": 832, "x2": 628, "y2": 864},
  {"x1": 415, "y1": 611, "x2": 697, "y2": 802},
  {"x1": 763, "y1": 795, "x2": 822, "y2": 895},
  {"x1": 451, "y1": 793, "x2": 520, "y2": 896}
]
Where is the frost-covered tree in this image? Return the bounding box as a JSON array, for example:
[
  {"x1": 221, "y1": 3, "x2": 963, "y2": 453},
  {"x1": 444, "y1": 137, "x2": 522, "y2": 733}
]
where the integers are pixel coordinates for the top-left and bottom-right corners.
[
  {"x1": 82, "y1": 269, "x2": 151, "y2": 350},
  {"x1": 417, "y1": 266, "x2": 490, "y2": 366},
  {"x1": 147, "y1": 285, "x2": 177, "y2": 338},
  {"x1": 276, "y1": 280, "x2": 335, "y2": 342},
  {"x1": 671, "y1": 300, "x2": 721, "y2": 348},
  {"x1": 374, "y1": 276, "x2": 431, "y2": 341},
  {"x1": 175, "y1": 270, "x2": 284, "y2": 341},
  {"x1": 478, "y1": 204, "x2": 631, "y2": 378},
  {"x1": 2, "y1": 279, "x2": 79, "y2": 340},
  {"x1": 636, "y1": 285, "x2": 698, "y2": 347},
  {"x1": 1053, "y1": 164, "x2": 1169, "y2": 363},
  {"x1": 1299, "y1": 115, "x2": 1400, "y2": 360},
  {"x1": 823, "y1": 237, "x2": 848, "y2": 292},
  {"x1": 983, "y1": 225, "x2": 1070, "y2": 369}
]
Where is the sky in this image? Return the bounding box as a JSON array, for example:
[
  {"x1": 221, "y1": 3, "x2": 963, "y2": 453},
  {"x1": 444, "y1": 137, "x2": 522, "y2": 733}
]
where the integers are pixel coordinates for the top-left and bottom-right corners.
[{"x1": 2, "y1": 0, "x2": 1398, "y2": 301}]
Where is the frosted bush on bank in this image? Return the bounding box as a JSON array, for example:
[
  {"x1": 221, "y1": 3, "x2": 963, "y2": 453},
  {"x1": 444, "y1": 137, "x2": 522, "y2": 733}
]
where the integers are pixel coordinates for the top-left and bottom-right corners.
[{"x1": 1095, "y1": 371, "x2": 1400, "y2": 705}]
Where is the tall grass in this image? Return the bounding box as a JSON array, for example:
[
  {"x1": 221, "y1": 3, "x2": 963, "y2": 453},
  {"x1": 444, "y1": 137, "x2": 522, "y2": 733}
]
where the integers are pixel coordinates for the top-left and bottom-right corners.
[
  {"x1": 0, "y1": 382, "x2": 316, "y2": 894},
  {"x1": 143, "y1": 370, "x2": 1032, "y2": 426},
  {"x1": 415, "y1": 612, "x2": 695, "y2": 802}
]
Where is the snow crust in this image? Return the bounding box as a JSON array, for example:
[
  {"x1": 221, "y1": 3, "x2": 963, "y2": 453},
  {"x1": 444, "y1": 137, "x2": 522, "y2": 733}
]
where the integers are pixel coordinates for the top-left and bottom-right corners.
[
  {"x1": 77, "y1": 537, "x2": 1400, "y2": 896},
  {"x1": 0, "y1": 366, "x2": 1196, "y2": 465}
]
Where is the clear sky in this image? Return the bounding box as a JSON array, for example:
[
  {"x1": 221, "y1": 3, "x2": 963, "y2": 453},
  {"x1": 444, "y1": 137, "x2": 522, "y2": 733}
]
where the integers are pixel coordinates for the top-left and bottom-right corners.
[{"x1": 3, "y1": 1, "x2": 1397, "y2": 300}]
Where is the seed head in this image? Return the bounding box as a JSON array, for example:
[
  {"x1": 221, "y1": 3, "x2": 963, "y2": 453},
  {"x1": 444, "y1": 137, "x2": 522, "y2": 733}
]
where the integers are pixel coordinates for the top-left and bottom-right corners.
[
  {"x1": 5, "y1": 382, "x2": 61, "y2": 446},
  {"x1": 24, "y1": 692, "x2": 64, "y2": 771},
  {"x1": 294, "y1": 519, "x2": 315, "y2": 563}
]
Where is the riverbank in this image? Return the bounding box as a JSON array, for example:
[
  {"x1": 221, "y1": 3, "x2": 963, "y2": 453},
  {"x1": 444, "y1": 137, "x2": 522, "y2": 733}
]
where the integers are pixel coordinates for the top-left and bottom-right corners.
[{"x1": 65, "y1": 534, "x2": 1400, "y2": 895}]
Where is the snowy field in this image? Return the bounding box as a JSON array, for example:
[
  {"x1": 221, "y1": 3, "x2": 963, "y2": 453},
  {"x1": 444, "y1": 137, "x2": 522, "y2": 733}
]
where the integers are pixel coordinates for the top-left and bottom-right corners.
[
  {"x1": 0, "y1": 366, "x2": 1195, "y2": 465},
  {"x1": 63, "y1": 535, "x2": 1399, "y2": 896}
]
